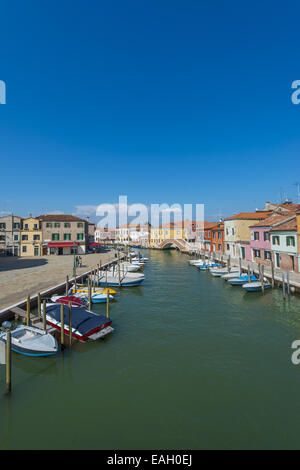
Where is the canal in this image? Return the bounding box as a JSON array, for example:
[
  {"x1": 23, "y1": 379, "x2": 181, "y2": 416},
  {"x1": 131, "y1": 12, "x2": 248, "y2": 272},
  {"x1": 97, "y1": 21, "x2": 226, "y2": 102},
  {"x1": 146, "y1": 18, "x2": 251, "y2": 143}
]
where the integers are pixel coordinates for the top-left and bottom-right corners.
[{"x1": 1, "y1": 249, "x2": 300, "y2": 449}]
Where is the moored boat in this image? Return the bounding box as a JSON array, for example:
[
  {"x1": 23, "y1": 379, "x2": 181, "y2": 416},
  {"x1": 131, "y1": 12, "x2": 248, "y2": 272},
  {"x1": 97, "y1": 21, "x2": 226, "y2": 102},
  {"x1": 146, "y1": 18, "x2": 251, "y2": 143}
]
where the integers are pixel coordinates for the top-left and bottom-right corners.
[
  {"x1": 228, "y1": 275, "x2": 258, "y2": 286},
  {"x1": 210, "y1": 267, "x2": 239, "y2": 277},
  {"x1": 242, "y1": 279, "x2": 271, "y2": 292},
  {"x1": 45, "y1": 304, "x2": 113, "y2": 341},
  {"x1": 0, "y1": 326, "x2": 58, "y2": 357},
  {"x1": 98, "y1": 271, "x2": 145, "y2": 287}
]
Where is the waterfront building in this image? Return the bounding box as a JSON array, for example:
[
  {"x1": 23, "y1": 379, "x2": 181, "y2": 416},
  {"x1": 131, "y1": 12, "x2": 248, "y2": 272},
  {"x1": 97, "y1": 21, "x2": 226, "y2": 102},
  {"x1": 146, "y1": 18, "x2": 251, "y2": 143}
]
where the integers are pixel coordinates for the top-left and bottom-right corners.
[
  {"x1": 39, "y1": 214, "x2": 88, "y2": 255},
  {"x1": 249, "y1": 213, "x2": 292, "y2": 266},
  {"x1": 270, "y1": 216, "x2": 299, "y2": 272},
  {"x1": 224, "y1": 211, "x2": 272, "y2": 260},
  {"x1": 211, "y1": 222, "x2": 225, "y2": 254},
  {"x1": 197, "y1": 222, "x2": 218, "y2": 252},
  {"x1": 0, "y1": 215, "x2": 23, "y2": 256},
  {"x1": 95, "y1": 227, "x2": 117, "y2": 244},
  {"x1": 20, "y1": 217, "x2": 43, "y2": 257}
]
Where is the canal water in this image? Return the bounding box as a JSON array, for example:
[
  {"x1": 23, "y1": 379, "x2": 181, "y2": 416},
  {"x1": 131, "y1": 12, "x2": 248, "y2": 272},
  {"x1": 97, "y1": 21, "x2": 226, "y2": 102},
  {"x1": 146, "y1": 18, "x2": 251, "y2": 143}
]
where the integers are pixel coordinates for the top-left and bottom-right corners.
[{"x1": 1, "y1": 249, "x2": 300, "y2": 449}]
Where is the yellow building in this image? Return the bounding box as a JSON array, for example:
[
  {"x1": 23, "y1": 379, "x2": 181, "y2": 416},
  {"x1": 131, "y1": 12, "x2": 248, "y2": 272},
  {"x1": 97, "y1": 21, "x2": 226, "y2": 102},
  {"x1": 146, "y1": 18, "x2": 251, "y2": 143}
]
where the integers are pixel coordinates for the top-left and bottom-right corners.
[
  {"x1": 150, "y1": 222, "x2": 186, "y2": 247},
  {"x1": 20, "y1": 217, "x2": 43, "y2": 256}
]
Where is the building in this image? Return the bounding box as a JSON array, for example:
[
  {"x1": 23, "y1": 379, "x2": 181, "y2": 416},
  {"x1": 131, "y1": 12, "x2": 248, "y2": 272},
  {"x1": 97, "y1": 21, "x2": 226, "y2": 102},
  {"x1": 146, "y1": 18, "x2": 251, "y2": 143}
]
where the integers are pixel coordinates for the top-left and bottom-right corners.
[
  {"x1": 0, "y1": 215, "x2": 23, "y2": 256},
  {"x1": 149, "y1": 222, "x2": 186, "y2": 247},
  {"x1": 224, "y1": 211, "x2": 272, "y2": 260},
  {"x1": 38, "y1": 214, "x2": 88, "y2": 255},
  {"x1": 249, "y1": 213, "x2": 292, "y2": 266},
  {"x1": 211, "y1": 222, "x2": 225, "y2": 254},
  {"x1": 20, "y1": 217, "x2": 43, "y2": 256},
  {"x1": 270, "y1": 216, "x2": 299, "y2": 272},
  {"x1": 95, "y1": 227, "x2": 116, "y2": 244}
]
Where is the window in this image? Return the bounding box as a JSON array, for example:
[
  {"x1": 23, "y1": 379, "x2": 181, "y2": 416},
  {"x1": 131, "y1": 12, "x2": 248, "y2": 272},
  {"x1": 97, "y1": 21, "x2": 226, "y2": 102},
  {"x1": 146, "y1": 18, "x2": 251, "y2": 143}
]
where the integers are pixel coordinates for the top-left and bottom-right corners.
[
  {"x1": 241, "y1": 246, "x2": 245, "y2": 259},
  {"x1": 272, "y1": 235, "x2": 280, "y2": 245},
  {"x1": 54, "y1": 223, "x2": 60, "y2": 228},
  {"x1": 77, "y1": 233, "x2": 84, "y2": 241},
  {"x1": 77, "y1": 222, "x2": 84, "y2": 228},
  {"x1": 254, "y1": 232, "x2": 259, "y2": 241},
  {"x1": 13, "y1": 223, "x2": 20, "y2": 229},
  {"x1": 33, "y1": 224, "x2": 38, "y2": 229},
  {"x1": 64, "y1": 233, "x2": 71, "y2": 240},
  {"x1": 46, "y1": 223, "x2": 52, "y2": 228},
  {"x1": 226, "y1": 228, "x2": 229, "y2": 235},
  {"x1": 286, "y1": 236, "x2": 295, "y2": 247},
  {"x1": 14, "y1": 235, "x2": 18, "y2": 241},
  {"x1": 264, "y1": 250, "x2": 271, "y2": 260},
  {"x1": 218, "y1": 244, "x2": 221, "y2": 251},
  {"x1": 64, "y1": 223, "x2": 71, "y2": 228},
  {"x1": 218, "y1": 231, "x2": 221, "y2": 239},
  {"x1": 22, "y1": 246, "x2": 27, "y2": 253},
  {"x1": 232, "y1": 228, "x2": 235, "y2": 235},
  {"x1": 226, "y1": 244, "x2": 230, "y2": 251},
  {"x1": 264, "y1": 231, "x2": 270, "y2": 241},
  {"x1": 254, "y1": 249, "x2": 261, "y2": 258},
  {"x1": 276, "y1": 253, "x2": 280, "y2": 268},
  {"x1": 0, "y1": 235, "x2": 5, "y2": 241},
  {"x1": 52, "y1": 233, "x2": 59, "y2": 241},
  {"x1": 33, "y1": 235, "x2": 40, "y2": 240},
  {"x1": 0, "y1": 223, "x2": 6, "y2": 229},
  {"x1": 24, "y1": 224, "x2": 28, "y2": 229},
  {"x1": 22, "y1": 235, "x2": 28, "y2": 241}
]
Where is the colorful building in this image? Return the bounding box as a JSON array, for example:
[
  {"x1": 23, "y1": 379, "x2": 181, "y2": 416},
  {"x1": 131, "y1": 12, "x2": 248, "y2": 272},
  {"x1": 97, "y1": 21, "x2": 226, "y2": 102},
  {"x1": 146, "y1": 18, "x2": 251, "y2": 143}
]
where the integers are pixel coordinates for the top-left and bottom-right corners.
[
  {"x1": 224, "y1": 211, "x2": 272, "y2": 260},
  {"x1": 0, "y1": 215, "x2": 23, "y2": 256},
  {"x1": 270, "y1": 217, "x2": 299, "y2": 272},
  {"x1": 211, "y1": 222, "x2": 224, "y2": 254},
  {"x1": 20, "y1": 217, "x2": 43, "y2": 257},
  {"x1": 39, "y1": 214, "x2": 88, "y2": 255}
]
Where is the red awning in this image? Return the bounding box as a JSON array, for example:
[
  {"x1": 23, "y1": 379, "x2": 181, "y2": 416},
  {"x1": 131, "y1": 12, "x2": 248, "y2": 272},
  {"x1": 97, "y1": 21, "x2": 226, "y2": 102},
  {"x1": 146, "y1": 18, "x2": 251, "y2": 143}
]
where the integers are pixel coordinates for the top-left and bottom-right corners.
[
  {"x1": 89, "y1": 242, "x2": 102, "y2": 246},
  {"x1": 48, "y1": 242, "x2": 78, "y2": 248}
]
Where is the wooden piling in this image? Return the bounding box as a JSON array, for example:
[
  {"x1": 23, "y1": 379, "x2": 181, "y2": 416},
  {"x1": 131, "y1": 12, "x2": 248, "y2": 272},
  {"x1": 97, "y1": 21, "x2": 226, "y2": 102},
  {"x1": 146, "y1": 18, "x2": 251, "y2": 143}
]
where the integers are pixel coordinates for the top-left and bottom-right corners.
[
  {"x1": 6, "y1": 330, "x2": 11, "y2": 394},
  {"x1": 238, "y1": 257, "x2": 242, "y2": 276},
  {"x1": 37, "y1": 292, "x2": 41, "y2": 319},
  {"x1": 60, "y1": 303, "x2": 65, "y2": 350},
  {"x1": 261, "y1": 265, "x2": 265, "y2": 294},
  {"x1": 270, "y1": 258, "x2": 275, "y2": 288},
  {"x1": 106, "y1": 290, "x2": 110, "y2": 318},
  {"x1": 43, "y1": 300, "x2": 47, "y2": 333},
  {"x1": 247, "y1": 264, "x2": 250, "y2": 282},
  {"x1": 282, "y1": 272, "x2": 286, "y2": 299},
  {"x1": 74, "y1": 263, "x2": 77, "y2": 293},
  {"x1": 287, "y1": 271, "x2": 290, "y2": 296},
  {"x1": 66, "y1": 275, "x2": 69, "y2": 295},
  {"x1": 68, "y1": 302, "x2": 72, "y2": 348},
  {"x1": 26, "y1": 294, "x2": 30, "y2": 326},
  {"x1": 88, "y1": 277, "x2": 92, "y2": 310}
]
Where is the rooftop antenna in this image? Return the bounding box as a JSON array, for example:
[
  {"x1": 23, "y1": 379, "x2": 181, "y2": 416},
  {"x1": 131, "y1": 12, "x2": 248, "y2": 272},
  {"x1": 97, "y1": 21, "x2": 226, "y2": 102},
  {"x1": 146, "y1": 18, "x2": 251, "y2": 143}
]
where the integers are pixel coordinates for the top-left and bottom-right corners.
[{"x1": 293, "y1": 182, "x2": 300, "y2": 203}]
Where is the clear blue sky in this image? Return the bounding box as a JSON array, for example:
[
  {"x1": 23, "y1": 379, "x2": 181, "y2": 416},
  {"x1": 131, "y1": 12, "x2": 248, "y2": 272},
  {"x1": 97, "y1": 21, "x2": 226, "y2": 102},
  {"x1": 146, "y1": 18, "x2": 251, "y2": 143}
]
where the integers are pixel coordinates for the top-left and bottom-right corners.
[{"x1": 0, "y1": 0, "x2": 300, "y2": 222}]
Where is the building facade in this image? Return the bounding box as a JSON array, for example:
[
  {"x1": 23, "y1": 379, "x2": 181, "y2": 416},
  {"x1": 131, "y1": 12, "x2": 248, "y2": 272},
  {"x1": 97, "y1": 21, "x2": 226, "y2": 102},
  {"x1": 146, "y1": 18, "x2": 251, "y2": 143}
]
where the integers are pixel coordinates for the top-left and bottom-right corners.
[
  {"x1": 39, "y1": 214, "x2": 88, "y2": 255},
  {"x1": 270, "y1": 217, "x2": 299, "y2": 272},
  {"x1": 0, "y1": 215, "x2": 23, "y2": 256},
  {"x1": 20, "y1": 217, "x2": 43, "y2": 257}
]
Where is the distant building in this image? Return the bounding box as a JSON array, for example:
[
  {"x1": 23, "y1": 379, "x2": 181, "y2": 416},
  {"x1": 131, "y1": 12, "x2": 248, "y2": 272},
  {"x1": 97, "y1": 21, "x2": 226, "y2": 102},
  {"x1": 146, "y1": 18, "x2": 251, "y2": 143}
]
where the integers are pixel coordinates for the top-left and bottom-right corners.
[
  {"x1": 0, "y1": 215, "x2": 23, "y2": 256},
  {"x1": 20, "y1": 217, "x2": 43, "y2": 257},
  {"x1": 270, "y1": 216, "x2": 299, "y2": 272},
  {"x1": 38, "y1": 214, "x2": 88, "y2": 255}
]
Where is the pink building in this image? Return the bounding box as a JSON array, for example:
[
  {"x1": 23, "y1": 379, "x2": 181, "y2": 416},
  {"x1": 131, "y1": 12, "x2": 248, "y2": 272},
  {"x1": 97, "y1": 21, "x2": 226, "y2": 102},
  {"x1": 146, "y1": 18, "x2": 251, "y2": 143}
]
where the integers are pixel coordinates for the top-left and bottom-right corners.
[{"x1": 249, "y1": 213, "x2": 290, "y2": 266}]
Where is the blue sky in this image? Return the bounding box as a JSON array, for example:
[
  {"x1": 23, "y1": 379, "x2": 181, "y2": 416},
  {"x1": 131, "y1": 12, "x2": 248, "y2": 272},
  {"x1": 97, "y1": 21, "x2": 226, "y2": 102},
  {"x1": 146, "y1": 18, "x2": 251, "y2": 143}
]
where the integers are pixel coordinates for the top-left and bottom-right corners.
[{"x1": 0, "y1": 0, "x2": 300, "y2": 222}]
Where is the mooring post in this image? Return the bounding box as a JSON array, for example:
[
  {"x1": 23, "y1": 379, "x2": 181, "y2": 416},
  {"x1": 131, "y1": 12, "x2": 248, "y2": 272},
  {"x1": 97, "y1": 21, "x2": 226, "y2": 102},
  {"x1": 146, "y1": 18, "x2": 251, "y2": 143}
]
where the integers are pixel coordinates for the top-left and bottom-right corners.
[
  {"x1": 261, "y1": 264, "x2": 265, "y2": 294},
  {"x1": 282, "y1": 272, "x2": 286, "y2": 299},
  {"x1": 287, "y1": 271, "x2": 290, "y2": 296},
  {"x1": 97, "y1": 264, "x2": 100, "y2": 285},
  {"x1": 74, "y1": 262, "x2": 77, "y2": 293},
  {"x1": 118, "y1": 260, "x2": 121, "y2": 286},
  {"x1": 271, "y1": 258, "x2": 275, "y2": 288},
  {"x1": 106, "y1": 290, "x2": 110, "y2": 318},
  {"x1": 248, "y1": 264, "x2": 250, "y2": 282},
  {"x1": 26, "y1": 294, "x2": 30, "y2": 326},
  {"x1": 66, "y1": 275, "x2": 69, "y2": 295},
  {"x1": 105, "y1": 268, "x2": 108, "y2": 289},
  {"x1": 60, "y1": 303, "x2": 65, "y2": 350},
  {"x1": 6, "y1": 330, "x2": 11, "y2": 394},
  {"x1": 68, "y1": 302, "x2": 72, "y2": 348},
  {"x1": 238, "y1": 257, "x2": 242, "y2": 276},
  {"x1": 37, "y1": 292, "x2": 41, "y2": 319},
  {"x1": 88, "y1": 277, "x2": 92, "y2": 310},
  {"x1": 43, "y1": 300, "x2": 47, "y2": 333}
]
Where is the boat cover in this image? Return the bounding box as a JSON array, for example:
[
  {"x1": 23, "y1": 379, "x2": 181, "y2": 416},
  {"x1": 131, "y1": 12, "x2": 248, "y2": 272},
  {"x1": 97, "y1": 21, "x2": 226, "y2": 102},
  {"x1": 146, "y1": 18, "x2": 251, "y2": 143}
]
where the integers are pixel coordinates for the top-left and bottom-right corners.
[{"x1": 46, "y1": 304, "x2": 111, "y2": 335}]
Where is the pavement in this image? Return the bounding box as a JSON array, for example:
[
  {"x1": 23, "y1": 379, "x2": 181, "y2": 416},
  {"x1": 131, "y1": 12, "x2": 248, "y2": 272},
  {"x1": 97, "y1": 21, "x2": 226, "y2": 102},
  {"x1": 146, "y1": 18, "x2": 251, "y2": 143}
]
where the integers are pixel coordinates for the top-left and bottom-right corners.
[{"x1": 0, "y1": 251, "x2": 118, "y2": 310}]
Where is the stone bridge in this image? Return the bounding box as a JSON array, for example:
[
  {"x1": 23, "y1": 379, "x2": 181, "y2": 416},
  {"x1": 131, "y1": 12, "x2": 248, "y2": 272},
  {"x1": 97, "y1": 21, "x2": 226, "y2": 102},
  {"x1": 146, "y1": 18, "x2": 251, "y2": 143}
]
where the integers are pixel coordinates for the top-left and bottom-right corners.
[{"x1": 157, "y1": 239, "x2": 192, "y2": 251}]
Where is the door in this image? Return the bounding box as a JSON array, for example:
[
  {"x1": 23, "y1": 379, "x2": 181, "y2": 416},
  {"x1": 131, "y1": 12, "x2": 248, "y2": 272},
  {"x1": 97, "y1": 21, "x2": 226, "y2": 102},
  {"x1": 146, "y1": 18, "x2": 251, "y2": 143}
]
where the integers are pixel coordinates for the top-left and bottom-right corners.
[
  {"x1": 276, "y1": 253, "x2": 280, "y2": 269},
  {"x1": 34, "y1": 246, "x2": 39, "y2": 256},
  {"x1": 58, "y1": 247, "x2": 63, "y2": 255}
]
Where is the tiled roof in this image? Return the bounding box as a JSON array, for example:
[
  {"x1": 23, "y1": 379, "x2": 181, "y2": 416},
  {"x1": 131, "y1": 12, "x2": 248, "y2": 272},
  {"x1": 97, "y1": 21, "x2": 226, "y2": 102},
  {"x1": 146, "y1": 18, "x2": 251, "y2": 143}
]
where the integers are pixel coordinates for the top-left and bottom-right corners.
[
  {"x1": 224, "y1": 211, "x2": 273, "y2": 221},
  {"x1": 250, "y1": 214, "x2": 292, "y2": 228},
  {"x1": 270, "y1": 217, "x2": 297, "y2": 232},
  {"x1": 38, "y1": 214, "x2": 87, "y2": 222}
]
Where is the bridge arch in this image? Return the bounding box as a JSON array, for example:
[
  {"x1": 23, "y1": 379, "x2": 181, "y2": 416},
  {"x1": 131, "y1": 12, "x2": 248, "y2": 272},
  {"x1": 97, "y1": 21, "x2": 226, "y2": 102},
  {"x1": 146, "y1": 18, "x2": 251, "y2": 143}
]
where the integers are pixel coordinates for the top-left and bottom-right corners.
[{"x1": 158, "y1": 238, "x2": 188, "y2": 251}]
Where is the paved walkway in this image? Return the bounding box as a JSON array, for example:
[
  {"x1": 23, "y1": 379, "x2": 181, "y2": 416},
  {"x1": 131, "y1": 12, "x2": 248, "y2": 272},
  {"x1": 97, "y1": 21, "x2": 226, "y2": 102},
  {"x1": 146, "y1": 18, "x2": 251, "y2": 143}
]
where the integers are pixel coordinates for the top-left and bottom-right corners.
[{"x1": 0, "y1": 251, "x2": 117, "y2": 310}]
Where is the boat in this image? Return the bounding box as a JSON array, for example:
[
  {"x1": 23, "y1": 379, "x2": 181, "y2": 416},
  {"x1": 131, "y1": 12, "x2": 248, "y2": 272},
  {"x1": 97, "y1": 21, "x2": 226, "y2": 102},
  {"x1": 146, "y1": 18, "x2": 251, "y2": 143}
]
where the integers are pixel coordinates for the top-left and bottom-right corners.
[
  {"x1": 45, "y1": 304, "x2": 114, "y2": 341},
  {"x1": 210, "y1": 267, "x2": 239, "y2": 277},
  {"x1": 0, "y1": 325, "x2": 58, "y2": 357},
  {"x1": 51, "y1": 295, "x2": 85, "y2": 307},
  {"x1": 69, "y1": 286, "x2": 116, "y2": 295},
  {"x1": 189, "y1": 259, "x2": 204, "y2": 266},
  {"x1": 242, "y1": 278, "x2": 271, "y2": 292},
  {"x1": 108, "y1": 262, "x2": 142, "y2": 272},
  {"x1": 228, "y1": 275, "x2": 258, "y2": 286},
  {"x1": 221, "y1": 271, "x2": 243, "y2": 280},
  {"x1": 97, "y1": 271, "x2": 145, "y2": 287},
  {"x1": 131, "y1": 256, "x2": 148, "y2": 263}
]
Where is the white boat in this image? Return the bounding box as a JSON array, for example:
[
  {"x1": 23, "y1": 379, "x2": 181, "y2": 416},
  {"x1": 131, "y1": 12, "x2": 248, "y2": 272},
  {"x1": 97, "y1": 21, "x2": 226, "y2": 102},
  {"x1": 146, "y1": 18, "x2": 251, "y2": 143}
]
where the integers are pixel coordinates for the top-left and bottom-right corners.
[
  {"x1": 131, "y1": 256, "x2": 148, "y2": 263},
  {"x1": 210, "y1": 267, "x2": 239, "y2": 277},
  {"x1": 98, "y1": 271, "x2": 145, "y2": 287},
  {"x1": 0, "y1": 325, "x2": 58, "y2": 357},
  {"x1": 221, "y1": 271, "x2": 242, "y2": 280},
  {"x1": 242, "y1": 279, "x2": 271, "y2": 292},
  {"x1": 189, "y1": 259, "x2": 205, "y2": 266},
  {"x1": 108, "y1": 262, "x2": 141, "y2": 272}
]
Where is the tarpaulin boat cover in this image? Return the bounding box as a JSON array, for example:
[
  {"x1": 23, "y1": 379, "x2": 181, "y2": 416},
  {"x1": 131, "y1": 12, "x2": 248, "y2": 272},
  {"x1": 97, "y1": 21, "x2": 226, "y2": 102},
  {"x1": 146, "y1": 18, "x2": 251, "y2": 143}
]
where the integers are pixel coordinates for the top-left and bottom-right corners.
[{"x1": 46, "y1": 304, "x2": 111, "y2": 336}]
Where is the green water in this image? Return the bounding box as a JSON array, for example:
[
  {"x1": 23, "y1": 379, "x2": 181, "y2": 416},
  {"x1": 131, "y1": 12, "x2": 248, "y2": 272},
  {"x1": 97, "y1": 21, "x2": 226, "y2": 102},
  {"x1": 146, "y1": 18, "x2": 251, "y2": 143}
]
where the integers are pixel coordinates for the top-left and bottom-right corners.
[{"x1": 1, "y1": 249, "x2": 300, "y2": 449}]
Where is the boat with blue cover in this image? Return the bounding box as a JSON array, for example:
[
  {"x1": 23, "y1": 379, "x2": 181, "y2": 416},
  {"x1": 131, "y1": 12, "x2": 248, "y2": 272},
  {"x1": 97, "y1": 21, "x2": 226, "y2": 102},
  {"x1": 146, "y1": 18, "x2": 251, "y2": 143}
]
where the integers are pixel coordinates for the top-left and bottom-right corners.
[
  {"x1": 45, "y1": 304, "x2": 113, "y2": 341},
  {"x1": 242, "y1": 279, "x2": 271, "y2": 292},
  {"x1": 228, "y1": 274, "x2": 258, "y2": 285}
]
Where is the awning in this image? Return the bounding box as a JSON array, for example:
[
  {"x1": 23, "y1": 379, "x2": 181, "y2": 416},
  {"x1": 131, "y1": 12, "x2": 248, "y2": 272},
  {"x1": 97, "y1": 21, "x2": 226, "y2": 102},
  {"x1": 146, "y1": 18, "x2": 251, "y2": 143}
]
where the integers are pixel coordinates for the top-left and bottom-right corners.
[
  {"x1": 48, "y1": 242, "x2": 78, "y2": 248},
  {"x1": 89, "y1": 242, "x2": 102, "y2": 246}
]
